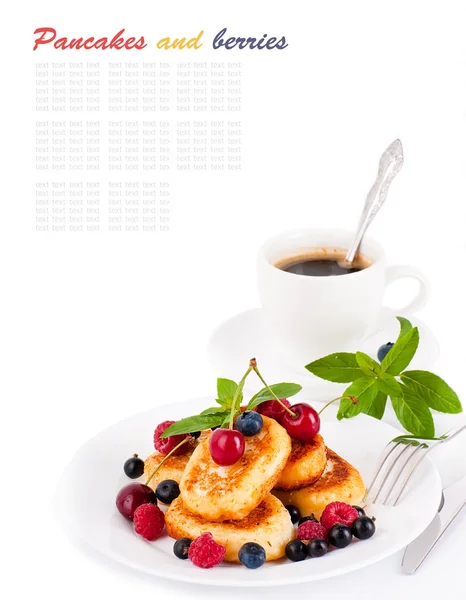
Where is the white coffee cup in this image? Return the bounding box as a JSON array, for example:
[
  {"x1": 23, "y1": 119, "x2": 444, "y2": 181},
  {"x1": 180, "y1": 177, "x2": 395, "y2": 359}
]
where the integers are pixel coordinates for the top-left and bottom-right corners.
[{"x1": 257, "y1": 229, "x2": 429, "y2": 366}]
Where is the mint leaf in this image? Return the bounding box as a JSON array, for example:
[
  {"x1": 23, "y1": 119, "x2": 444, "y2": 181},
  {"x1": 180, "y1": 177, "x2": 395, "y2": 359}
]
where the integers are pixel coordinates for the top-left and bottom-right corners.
[
  {"x1": 356, "y1": 352, "x2": 381, "y2": 377},
  {"x1": 378, "y1": 372, "x2": 403, "y2": 397},
  {"x1": 392, "y1": 433, "x2": 448, "y2": 444},
  {"x1": 247, "y1": 383, "x2": 302, "y2": 410},
  {"x1": 215, "y1": 397, "x2": 230, "y2": 408},
  {"x1": 390, "y1": 385, "x2": 435, "y2": 437},
  {"x1": 216, "y1": 378, "x2": 239, "y2": 408},
  {"x1": 366, "y1": 392, "x2": 388, "y2": 419},
  {"x1": 160, "y1": 414, "x2": 227, "y2": 437},
  {"x1": 400, "y1": 371, "x2": 462, "y2": 414},
  {"x1": 337, "y1": 376, "x2": 379, "y2": 419},
  {"x1": 200, "y1": 406, "x2": 229, "y2": 416},
  {"x1": 396, "y1": 316, "x2": 413, "y2": 340},
  {"x1": 381, "y1": 327, "x2": 419, "y2": 375},
  {"x1": 306, "y1": 353, "x2": 364, "y2": 383}
]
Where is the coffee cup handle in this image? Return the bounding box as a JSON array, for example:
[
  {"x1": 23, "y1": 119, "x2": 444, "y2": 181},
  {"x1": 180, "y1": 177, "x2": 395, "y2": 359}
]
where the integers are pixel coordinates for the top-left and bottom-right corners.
[{"x1": 383, "y1": 265, "x2": 430, "y2": 316}]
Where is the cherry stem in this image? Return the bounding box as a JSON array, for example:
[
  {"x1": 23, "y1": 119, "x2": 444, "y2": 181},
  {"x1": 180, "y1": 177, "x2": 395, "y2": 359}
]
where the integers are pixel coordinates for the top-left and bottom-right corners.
[
  {"x1": 229, "y1": 363, "x2": 254, "y2": 429},
  {"x1": 318, "y1": 395, "x2": 358, "y2": 416},
  {"x1": 252, "y1": 364, "x2": 297, "y2": 417},
  {"x1": 144, "y1": 437, "x2": 189, "y2": 487}
]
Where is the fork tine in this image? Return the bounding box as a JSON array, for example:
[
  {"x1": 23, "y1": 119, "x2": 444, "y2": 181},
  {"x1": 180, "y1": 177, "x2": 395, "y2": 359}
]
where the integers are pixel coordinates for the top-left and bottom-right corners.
[
  {"x1": 364, "y1": 441, "x2": 403, "y2": 502},
  {"x1": 372, "y1": 442, "x2": 414, "y2": 504},
  {"x1": 392, "y1": 444, "x2": 433, "y2": 506},
  {"x1": 392, "y1": 425, "x2": 466, "y2": 505},
  {"x1": 381, "y1": 442, "x2": 427, "y2": 505}
]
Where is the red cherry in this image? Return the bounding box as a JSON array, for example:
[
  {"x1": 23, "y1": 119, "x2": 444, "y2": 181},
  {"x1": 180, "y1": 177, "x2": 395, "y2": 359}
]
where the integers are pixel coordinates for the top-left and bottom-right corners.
[
  {"x1": 281, "y1": 403, "x2": 320, "y2": 442},
  {"x1": 116, "y1": 483, "x2": 156, "y2": 521},
  {"x1": 256, "y1": 398, "x2": 291, "y2": 424},
  {"x1": 209, "y1": 428, "x2": 245, "y2": 466}
]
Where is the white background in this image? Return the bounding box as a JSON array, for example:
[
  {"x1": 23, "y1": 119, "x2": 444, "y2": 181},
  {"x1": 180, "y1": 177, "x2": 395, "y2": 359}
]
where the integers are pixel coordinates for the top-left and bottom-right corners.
[{"x1": 2, "y1": 1, "x2": 466, "y2": 598}]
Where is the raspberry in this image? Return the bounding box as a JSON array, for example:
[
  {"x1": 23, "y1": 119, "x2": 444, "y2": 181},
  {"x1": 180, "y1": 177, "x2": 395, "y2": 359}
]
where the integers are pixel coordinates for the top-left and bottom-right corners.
[
  {"x1": 256, "y1": 399, "x2": 291, "y2": 424},
  {"x1": 133, "y1": 503, "x2": 165, "y2": 541},
  {"x1": 297, "y1": 520, "x2": 328, "y2": 542},
  {"x1": 153, "y1": 420, "x2": 189, "y2": 456},
  {"x1": 188, "y1": 532, "x2": 226, "y2": 568},
  {"x1": 320, "y1": 502, "x2": 359, "y2": 531}
]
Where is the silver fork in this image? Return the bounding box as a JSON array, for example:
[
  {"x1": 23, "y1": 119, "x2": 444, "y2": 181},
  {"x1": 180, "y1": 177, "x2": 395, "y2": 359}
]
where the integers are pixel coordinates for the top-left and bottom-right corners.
[{"x1": 364, "y1": 424, "x2": 466, "y2": 506}]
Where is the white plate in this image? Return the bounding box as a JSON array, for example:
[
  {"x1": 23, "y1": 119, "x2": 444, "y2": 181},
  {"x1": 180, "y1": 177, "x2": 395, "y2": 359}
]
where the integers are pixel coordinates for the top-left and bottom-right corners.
[
  {"x1": 207, "y1": 308, "x2": 440, "y2": 401},
  {"x1": 58, "y1": 397, "x2": 441, "y2": 587}
]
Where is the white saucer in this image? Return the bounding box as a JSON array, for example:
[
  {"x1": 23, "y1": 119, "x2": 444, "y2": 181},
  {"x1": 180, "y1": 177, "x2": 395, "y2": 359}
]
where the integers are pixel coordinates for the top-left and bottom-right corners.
[{"x1": 207, "y1": 308, "x2": 440, "y2": 401}]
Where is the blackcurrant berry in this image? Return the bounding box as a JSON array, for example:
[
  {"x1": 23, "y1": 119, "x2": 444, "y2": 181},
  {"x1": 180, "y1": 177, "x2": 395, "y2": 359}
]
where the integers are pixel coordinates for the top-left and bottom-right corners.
[
  {"x1": 352, "y1": 505, "x2": 366, "y2": 518},
  {"x1": 285, "y1": 504, "x2": 301, "y2": 525},
  {"x1": 173, "y1": 537, "x2": 192, "y2": 559},
  {"x1": 285, "y1": 540, "x2": 307, "y2": 562},
  {"x1": 308, "y1": 538, "x2": 329, "y2": 558},
  {"x1": 352, "y1": 516, "x2": 376, "y2": 540},
  {"x1": 123, "y1": 454, "x2": 145, "y2": 479},
  {"x1": 329, "y1": 524, "x2": 353, "y2": 548}
]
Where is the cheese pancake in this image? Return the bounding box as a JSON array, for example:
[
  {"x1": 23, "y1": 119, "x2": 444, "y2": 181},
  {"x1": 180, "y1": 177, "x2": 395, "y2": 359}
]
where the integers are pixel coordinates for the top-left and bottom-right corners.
[
  {"x1": 273, "y1": 448, "x2": 365, "y2": 519},
  {"x1": 180, "y1": 416, "x2": 291, "y2": 521},
  {"x1": 166, "y1": 494, "x2": 294, "y2": 562},
  {"x1": 275, "y1": 434, "x2": 327, "y2": 491}
]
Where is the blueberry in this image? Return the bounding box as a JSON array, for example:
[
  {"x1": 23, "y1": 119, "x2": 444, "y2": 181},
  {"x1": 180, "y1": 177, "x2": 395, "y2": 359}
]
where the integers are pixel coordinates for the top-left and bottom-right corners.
[
  {"x1": 236, "y1": 411, "x2": 263, "y2": 436},
  {"x1": 238, "y1": 542, "x2": 266, "y2": 569},
  {"x1": 298, "y1": 514, "x2": 318, "y2": 526},
  {"x1": 377, "y1": 342, "x2": 394, "y2": 362},
  {"x1": 328, "y1": 524, "x2": 353, "y2": 548},
  {"x1": 173, "y1": 537, "x2": 192, "y2": 559},
  {"x1": 308, "y1": 538, "x2": 329, "y2": 558},
  {"x1": 285, "y1": 540, "x2": 307, "y2": 562},
  {"x1": 155, "y1": 479, "x2": 180, "y2": 504},
  {"x1": 285, "y1": 504, "x2": 301, "y2": 525},
  {"x1": 352, "y1": 505, "x2": 366, "y2": 518},
  {"x1": 352, "y1": 516, "x2": 376, "y2": 540},
  {"x1": 123, "y1": 454, "x2": 145, "y2": 479}
]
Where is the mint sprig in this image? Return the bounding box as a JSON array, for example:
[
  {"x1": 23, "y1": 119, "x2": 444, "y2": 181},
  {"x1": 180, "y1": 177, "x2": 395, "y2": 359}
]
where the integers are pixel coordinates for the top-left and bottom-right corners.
[
  {"x1": 305, "y1": 316, "x2": 462, "y2": 437},
  {"x1": 161, "y1": 360, "x2": 302, "y2": 438}
]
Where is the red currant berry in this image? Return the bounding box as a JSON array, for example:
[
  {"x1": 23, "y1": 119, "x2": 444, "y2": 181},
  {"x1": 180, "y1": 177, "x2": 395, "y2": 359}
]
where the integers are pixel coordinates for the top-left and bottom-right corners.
[
  {"x1": 256, "y1": 398, "x2": 291, "y2": 424},
  {"x1": 153, "y1": 420, "x2": 189, "y2": 456},
  {"x1": 209, "y1": 428, "x2": 245, "y2": 466},
  {"x1": 281, "y1": 403, "x2": 320, "y2": 442}
]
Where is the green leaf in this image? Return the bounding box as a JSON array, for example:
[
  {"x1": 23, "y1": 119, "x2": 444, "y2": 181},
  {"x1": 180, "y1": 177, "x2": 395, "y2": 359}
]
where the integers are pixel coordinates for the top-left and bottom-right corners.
[
  {"x1": 246, "y1": 383, "x2": 302, "y2": 410},
  {"x1": 366, "y1": 392, "x2": 388, "y2": 419},
  {"x1": 381, "y1": 327, "x2": 419, "y2": 375},
  {"x1": 392, "y1": 433, "x2": 448, "y2": 444},
  {"x1": 390, "y1": 385, "x2": 435, "y2": 437},
  {"x1": 200, "y1": 406, "x2": 229, "y2": 416},
  {"x1": 337, "y1": 376, "x2": 379, "y2": 419},
  {"x1": 401, "y1": 371, "x2": 462, "y2": 414},
  {"x1": 396, "y1": 316, "x2": 413, "y2": 340},
  {"x1": 356, "y1": 352, "x2": 381, "y2": 377},
  {"x1": 215, "y1": 397, "x2": 230, "y2": 408},
  {"x1": 378, "y1": 373, "x2": 403, "y2": 397},
  {"x1": 216, "y1": 378, "x2": 240, "y2": 408},
  {"x1": 306, "y1": 353, "x2": 364, "y2": 383},
  {"x1": 160, "y1": 414, "x2": 227, "y2": 437}
]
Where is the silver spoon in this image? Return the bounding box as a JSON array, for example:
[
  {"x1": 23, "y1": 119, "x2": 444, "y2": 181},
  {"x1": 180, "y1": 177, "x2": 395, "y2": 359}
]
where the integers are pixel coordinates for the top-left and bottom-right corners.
[{"x1": 344, "y1": 139, "x2": 404, "y2": 266}]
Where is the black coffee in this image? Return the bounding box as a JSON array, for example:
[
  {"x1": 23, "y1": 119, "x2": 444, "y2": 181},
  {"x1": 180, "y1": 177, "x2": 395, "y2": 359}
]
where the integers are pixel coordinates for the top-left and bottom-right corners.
[
  {"x1": 282, "y1": 259, "x2": 362, "y2": 276},
  {"x1": 275, "y1": 250, "x2": 371, "y2": 277}
]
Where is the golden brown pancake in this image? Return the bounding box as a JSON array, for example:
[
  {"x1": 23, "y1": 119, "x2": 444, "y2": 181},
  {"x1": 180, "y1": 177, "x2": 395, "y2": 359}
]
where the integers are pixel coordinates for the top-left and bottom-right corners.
[
  {"x1": 180, "y1": 416, "x2": 292, "y2": 521},
  {"x1": 165, "y1": 494, "x2": 295, "y2": 562},
  {"x1": 144, "y1": 436, "x2": 200, "y2": 492},
  {"x1": 273, "y1": 448, "x2": 365, "y2": 519},
  {"x1": 275, "y1": 434, "x2": 327, "y2": 490}
]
